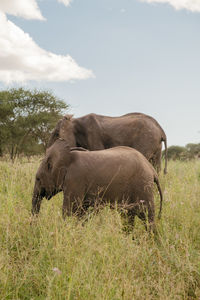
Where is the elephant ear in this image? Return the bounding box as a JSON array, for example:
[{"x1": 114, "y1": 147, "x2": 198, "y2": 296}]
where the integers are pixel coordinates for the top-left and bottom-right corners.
[
  {"x1": 57, "y1": 139, "x2": 71, "y2": 153},
  {"x1": 58, "y1": 140, "x2": 73, "y2": 166},
  {"x1": 45, "y1": 147, "x2": 54, "y2": 171},
  {"x1": 59, "y1": 115, "x2": 76, "y2": 147},
  {"x1": 47, "y1": 139, "x2": 71, "y2": 168},
  {"x1": 64, "y1": 114, "x2": 74, "y2": 121},
  {"x1": 47, "y1": 140, "x2": 72, "y2": 189},
  {"x1": 47, "y1": 156, "x2": 52, "y2": 171}
]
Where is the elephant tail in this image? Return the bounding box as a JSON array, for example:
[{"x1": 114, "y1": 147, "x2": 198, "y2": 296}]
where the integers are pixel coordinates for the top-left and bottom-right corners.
[
  {"x1": 154, "y1": 175, "x2": 163, "y2": 219},
  {"x1": 161, "y1": 135, "x2": 168, "y2": 175}
]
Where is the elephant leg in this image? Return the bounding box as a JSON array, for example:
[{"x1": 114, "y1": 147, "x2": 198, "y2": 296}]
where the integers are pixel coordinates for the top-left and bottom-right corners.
[
  {"x1": 123, "y1": 210, "x2": 136, "y2": 236},
  {"x1": 127, "y1": 210, "x2": 136, "y2": 227},
  {"x1": 125, "y1": 210, "x2": 136, "y2": 239},
  {"x1": 147, "y1": 200, "x2": 156, "y2": 233},
  {"x1": 151, "y1": 148, "x2": 162, "y2": 173},
  {"x1": 62, "y1": 181, "x2": 85, "y2": 218},
  {"x1": 138, "y1": 211, "x2": 147, "y2": 231},
  {"x1": 156, "y1": 151, "x2": 162, "y2": 173},
  {"x1": 62, "y1": 194, "x2": 73, "y2": 219}
]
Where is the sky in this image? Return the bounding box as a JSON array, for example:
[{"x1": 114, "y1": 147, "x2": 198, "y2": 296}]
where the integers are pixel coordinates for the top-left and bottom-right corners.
[{"x1": 0, "y1": 0, "x2": 200, "y2": 146}]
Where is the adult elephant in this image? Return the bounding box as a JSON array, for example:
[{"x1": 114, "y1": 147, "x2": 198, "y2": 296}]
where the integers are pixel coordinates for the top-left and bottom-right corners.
[{"x1": 48, "y1": 112, "x2": 167, "y2": 174}]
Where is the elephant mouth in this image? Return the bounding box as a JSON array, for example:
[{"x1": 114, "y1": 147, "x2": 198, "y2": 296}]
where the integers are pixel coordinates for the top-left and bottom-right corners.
[
  {"x1": 39, "y1": 187, "x2": 46, "y2": 198},
  {"x1": 46, "y1": 194, "x2": 53, "y2": 200},
  {"x1": 39, "y1": 187, "x2": 55, "y2": 200},
  {"x1": 45, "y1": 188, "x2": 61, "y2": 200}
]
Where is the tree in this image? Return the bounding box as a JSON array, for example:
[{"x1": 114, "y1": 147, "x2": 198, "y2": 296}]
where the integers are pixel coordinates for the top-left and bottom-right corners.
[
  {"x1": 185, "y1": 143, "x2": 200, "y2": 159},
  {"x1": 0, "y1": 88, "x2": 68, "y2": 161},
  {"x1": 165, "y1": 145, "x2": 188, "y2": 161},
  {"x1": 163, "y1": 143, "x2": 200, "y2": 161}
]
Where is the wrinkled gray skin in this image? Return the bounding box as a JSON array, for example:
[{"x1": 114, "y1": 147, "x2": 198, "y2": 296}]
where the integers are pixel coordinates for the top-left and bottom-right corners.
[
  {"x1": 32, "y1": 140, "x2": 163, "y2": 231},
  {"x1": 47, "y1": 112, "x2": 167, "y2": 174}
]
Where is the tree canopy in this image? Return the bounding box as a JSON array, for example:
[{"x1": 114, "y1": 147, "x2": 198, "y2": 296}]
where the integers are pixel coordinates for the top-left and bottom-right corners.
[
  {"x1": 163, "y1": 144, "x2": 200, "y2": 161},
  {"x1": 0, "y1": 88, "x2": 68, "y2": 160}
]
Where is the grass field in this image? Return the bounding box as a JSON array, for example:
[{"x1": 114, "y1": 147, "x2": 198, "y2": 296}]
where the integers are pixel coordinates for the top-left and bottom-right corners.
[{"x1": 0, "y1": 158, "x2": 200, "y2": 299}]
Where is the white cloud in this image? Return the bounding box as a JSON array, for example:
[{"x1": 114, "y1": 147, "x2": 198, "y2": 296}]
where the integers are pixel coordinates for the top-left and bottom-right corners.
[
  {"x1": 0, "y1": 0, "x2": 94, "y2": 84},
  {"x1": 0, "y1": 12, "x2": 93, "y2": 84},
  {"x1": 140, "y1": 0, "x2": 200, "y2": 12},
  {"x1": 57, "y1": 0, "x2": 73, "y2": 6},
  {"x1": 0, "y1": 0, "x2": 44, "y2": 20},
  {"x1": 120, "y1": 8, "x2": 126, "y2": 13}
]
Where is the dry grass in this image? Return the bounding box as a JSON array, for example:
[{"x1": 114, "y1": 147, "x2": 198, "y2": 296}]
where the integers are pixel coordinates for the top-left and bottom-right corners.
[{"x1": 0, "y1": 158, "x2": 200, "y2": 299}]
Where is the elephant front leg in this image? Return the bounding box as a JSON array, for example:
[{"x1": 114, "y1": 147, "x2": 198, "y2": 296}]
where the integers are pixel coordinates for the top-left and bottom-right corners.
[
  {"x1": 62, "y1": 194, "x2": 73, "y2": 219},
  {"x1": 62, "y1": 181, "x2": 86, "y2": 219},
  {"x1": 62, "y1": 193, "x2": 84, "y2": 219}
]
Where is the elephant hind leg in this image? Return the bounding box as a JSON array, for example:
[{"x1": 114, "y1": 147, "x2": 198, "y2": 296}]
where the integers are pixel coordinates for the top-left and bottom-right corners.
[
  {"x1": 147, "y1": 200, "x2": 156, "y2": 233},
  {"x1": 151, "y1": 148, "x2": 162, "y2": 173},
  {"x1": 122, "y1": 210, "x2": 136, "y2": 234},
  {"x1": 137, "y1": 211, "x2": 147, "y2": 231},
  {"x1": 127, "y1": 210, "x2": 136, "y2": 226},
  {"x1": 137, "y1": 198, "x2": 156, "y2": 233}
]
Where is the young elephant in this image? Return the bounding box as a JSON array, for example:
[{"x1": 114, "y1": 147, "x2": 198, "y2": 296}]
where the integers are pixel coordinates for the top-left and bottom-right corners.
[{"x1": 32, "y1": 139, "x2": 163, "y2": 231}]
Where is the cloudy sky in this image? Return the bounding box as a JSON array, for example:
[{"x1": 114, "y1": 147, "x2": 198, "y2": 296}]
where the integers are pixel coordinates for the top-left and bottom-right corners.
[{"x1": 0, "y1": 0, "x2": 200, "y2": 146}]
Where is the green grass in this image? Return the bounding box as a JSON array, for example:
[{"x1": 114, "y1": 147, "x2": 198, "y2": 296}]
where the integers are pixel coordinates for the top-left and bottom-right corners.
[{"x1": 0, "y1": 158, "x2": 200, "y2": 299}]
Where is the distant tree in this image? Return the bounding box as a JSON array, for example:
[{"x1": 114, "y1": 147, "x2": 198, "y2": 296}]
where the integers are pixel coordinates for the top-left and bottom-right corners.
[
  {"x1": 163, "y1": 143, "x2": 200, "y2": 161},
  {"x1": 185, "y1": 143, "x2": 200, "y2": 159},
  {"x1": 0, "y1": 88, "x2": 68, "y2": 161},
  {"x1": 166, "y1": 145, "x2": 188, "y2": 161}
]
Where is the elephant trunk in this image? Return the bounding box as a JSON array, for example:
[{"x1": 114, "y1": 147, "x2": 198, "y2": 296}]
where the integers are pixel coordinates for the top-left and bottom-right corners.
[
  {"x1": 31, "y1": 194, "x2": 42, "y2": 215},
  {"x1": 31, "y1": 184, "x2": 43, "y2": 215}
]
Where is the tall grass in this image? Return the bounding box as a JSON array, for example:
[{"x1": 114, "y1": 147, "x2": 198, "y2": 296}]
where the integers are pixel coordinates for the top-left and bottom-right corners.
[{"x1": 0, "y1": 158, "x2": 200, "y2": 299}]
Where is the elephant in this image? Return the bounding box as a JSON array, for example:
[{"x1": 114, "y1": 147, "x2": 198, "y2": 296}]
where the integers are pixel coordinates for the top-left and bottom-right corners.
[
  {"x1": 47, "y1": 112, "x2": 167, "y2": 174},
  {"x1": 32, "y1": 139, "x2": 163, "y2": 232}
]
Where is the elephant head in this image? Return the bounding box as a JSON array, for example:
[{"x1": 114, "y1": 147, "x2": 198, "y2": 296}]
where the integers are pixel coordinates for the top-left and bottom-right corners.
[
  {"x1": 31, "y1": 139, "x2": 71, "y2": 215},
  {"x1": 47, "y1": 114, "x2": 76, "y2": 148}
]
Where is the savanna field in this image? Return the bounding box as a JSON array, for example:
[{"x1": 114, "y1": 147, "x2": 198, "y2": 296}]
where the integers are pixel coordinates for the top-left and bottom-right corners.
[{"x1": 0, "y1": 158, "x2": 200, "y2": 300}]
